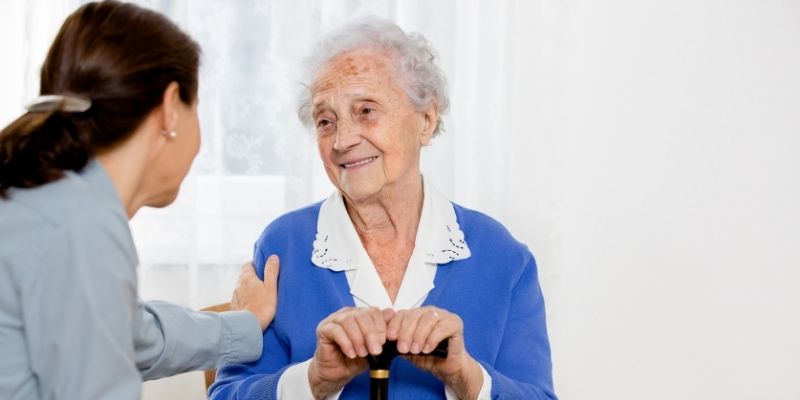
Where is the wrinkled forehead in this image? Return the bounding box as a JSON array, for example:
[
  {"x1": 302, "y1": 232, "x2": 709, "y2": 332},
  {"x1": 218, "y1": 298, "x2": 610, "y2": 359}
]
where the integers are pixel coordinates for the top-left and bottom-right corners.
[{"x1": 311, "y1": 49, "x2": 400, "y2": 95}]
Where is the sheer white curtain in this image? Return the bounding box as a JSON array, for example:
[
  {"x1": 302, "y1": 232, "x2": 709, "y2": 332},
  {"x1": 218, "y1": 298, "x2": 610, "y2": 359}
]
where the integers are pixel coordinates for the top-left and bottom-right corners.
[
  {"x1": 0, "y1": 0, "x2": 525, "y2": 310},
  {"x1": 129, "y1": 0, "x2": 528, "y2": 311}
]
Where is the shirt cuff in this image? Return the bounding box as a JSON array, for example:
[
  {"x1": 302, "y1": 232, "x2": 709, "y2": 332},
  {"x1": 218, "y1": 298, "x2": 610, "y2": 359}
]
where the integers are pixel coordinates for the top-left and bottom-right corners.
[
  {"x1": 277, "y1": 359, "x2": 343, "y2": 400},
  {"x1": 218, "y1": 310, "x2": 263, "y2": 365},
  {"x1": 444, "y1": 363, "x2": 492, "y2": 400}
]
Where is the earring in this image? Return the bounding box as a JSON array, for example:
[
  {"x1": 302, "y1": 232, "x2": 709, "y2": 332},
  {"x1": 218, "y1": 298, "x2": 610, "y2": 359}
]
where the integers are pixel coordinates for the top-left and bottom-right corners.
[{"x1": 162, "y1": 113, "x2": 178, "y2": 138}]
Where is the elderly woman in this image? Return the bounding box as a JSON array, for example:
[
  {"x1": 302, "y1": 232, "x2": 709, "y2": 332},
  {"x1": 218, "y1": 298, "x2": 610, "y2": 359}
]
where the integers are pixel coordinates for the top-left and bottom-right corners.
[{"x1": 210, "y1": 16, "x2": 555, "y2": 400}]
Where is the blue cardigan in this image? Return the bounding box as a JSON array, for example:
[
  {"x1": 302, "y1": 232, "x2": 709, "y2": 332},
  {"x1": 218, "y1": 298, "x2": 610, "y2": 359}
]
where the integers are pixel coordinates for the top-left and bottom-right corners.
[{"x1": 209, "y1": 202, "x2": 556, "y2": 400}]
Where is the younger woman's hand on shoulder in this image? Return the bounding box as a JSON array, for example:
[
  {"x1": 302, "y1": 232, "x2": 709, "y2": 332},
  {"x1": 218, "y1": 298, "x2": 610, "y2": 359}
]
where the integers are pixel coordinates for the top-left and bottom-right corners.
[{"x1": 230, "y1": 255, "x2": 280, "y2": 331}]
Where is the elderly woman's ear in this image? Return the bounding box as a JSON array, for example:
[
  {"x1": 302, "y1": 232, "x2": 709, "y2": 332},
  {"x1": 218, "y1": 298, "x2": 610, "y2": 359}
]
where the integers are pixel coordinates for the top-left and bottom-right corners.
[{"x1": 420, "y1": 104, "x2": 438, "y2": 145}]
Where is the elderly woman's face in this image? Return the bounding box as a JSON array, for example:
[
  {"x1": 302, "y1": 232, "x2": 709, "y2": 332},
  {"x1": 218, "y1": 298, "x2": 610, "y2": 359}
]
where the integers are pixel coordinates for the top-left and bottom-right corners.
[{"x1": 311, "y1": 49, "x2": 435, "y2": 203}]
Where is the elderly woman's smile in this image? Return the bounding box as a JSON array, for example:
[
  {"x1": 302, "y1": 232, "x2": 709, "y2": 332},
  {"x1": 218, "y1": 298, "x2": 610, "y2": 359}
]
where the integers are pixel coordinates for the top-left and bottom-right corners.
[{"x1": 340, "y1": 155, "x2": 378, "y2": 169}]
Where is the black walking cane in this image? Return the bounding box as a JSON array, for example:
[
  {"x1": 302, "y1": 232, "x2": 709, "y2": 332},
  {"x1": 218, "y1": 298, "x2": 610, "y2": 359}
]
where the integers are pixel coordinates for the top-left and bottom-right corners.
[{"x1": 366, "y1": 339, "x2": 448, "y2": 400}]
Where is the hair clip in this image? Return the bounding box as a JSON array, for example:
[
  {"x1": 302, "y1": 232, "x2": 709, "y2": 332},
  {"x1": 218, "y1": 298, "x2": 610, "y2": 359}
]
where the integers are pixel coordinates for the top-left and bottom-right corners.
[{"x1": 25, "y1": 95, "x2": 92, "y2": 113}]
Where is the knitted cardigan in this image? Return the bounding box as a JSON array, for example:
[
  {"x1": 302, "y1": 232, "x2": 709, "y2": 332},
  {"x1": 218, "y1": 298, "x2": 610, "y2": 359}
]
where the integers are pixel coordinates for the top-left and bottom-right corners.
[{"x1": 209, "y1": 201, "x2": 557, "y2": 400}]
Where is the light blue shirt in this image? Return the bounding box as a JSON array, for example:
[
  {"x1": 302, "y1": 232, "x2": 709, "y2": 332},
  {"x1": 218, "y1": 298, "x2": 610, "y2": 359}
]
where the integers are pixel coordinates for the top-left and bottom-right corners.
[{"x1": 0, "y1": 159, "x2": 263, "y2": 400}]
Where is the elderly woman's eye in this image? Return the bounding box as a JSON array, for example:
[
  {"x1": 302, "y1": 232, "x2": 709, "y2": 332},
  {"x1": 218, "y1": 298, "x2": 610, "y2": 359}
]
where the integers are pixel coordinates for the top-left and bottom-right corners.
[
  {"x1": 316, "y1": 119, "x2": 332, "y2": 129},
  {"x1": 361, "y1": 107, "x2": 374, "y2": 115}
]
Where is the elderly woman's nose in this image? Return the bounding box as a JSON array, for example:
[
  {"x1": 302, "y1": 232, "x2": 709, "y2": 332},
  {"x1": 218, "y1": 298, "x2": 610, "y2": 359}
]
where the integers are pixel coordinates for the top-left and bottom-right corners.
[{"x1": 333, "y1": 119, "x2": 363, "y2": 151}]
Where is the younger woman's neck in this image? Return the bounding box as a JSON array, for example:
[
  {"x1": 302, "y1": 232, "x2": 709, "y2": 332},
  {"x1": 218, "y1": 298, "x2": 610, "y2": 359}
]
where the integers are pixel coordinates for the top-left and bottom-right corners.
[{"x1": 96, "y1": 131, "x2": 153, "y2": 220}]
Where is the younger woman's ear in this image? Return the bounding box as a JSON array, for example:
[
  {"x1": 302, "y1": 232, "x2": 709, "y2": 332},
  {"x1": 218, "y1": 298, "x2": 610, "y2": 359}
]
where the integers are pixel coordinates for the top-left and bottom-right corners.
[{"x1": 160, "y1": 82, "x2": 181, "y2": 134}]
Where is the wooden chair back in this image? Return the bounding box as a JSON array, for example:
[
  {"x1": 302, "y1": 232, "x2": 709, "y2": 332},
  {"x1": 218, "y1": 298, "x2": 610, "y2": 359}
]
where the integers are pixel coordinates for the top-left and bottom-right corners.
[{"x1": 201, "y1": 302, "x2": 232, "y2": 390}]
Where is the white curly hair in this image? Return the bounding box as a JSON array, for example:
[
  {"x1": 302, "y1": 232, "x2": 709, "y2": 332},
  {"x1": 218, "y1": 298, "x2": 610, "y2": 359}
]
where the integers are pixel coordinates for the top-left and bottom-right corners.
[{"x1": 297, "y1": 16, "x2": 450, "y2": 137}]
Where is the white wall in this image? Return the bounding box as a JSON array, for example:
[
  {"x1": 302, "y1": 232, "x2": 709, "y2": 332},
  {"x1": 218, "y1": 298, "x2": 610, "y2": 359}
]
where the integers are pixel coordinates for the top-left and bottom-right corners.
[{"x1": 502, "y1": 1, "x2": 800, "y2": 399}]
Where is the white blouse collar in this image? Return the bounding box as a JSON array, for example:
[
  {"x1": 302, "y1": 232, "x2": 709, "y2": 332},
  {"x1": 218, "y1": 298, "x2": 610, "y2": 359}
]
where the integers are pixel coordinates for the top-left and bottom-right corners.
[{"x1": 311, "y1": 176, "x2": 471, "y2": 272}]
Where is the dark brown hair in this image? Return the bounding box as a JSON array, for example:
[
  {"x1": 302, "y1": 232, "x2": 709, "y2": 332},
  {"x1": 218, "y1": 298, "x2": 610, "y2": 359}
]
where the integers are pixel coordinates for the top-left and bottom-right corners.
[{"x1": 0, "y1": 0, "x2": 200, "y2": 198}]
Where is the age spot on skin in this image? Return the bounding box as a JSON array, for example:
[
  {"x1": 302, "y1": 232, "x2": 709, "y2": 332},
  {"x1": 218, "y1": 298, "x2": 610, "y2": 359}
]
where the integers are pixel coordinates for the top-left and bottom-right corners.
[{"x1": 344, "y1": 57, "x2": 360, "y2": 76}]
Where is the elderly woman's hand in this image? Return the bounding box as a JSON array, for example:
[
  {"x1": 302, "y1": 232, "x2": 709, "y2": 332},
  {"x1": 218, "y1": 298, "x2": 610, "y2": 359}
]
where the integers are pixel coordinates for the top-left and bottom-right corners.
[
  {"x1": 387, "y1": 306, "x2": 484, "y2": 399},
  {"x1": 308, "y1": 306, "x2": 395, "y2": 399}
]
